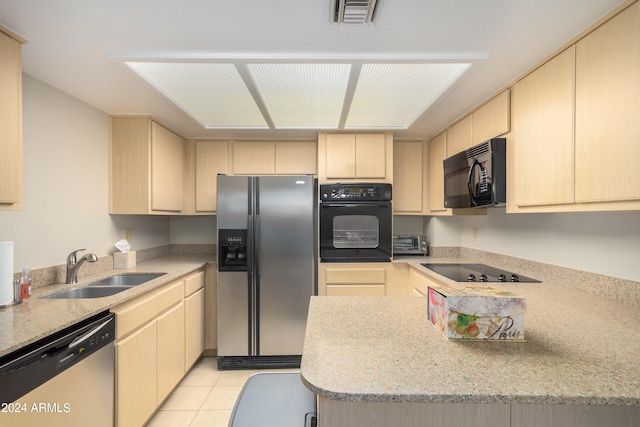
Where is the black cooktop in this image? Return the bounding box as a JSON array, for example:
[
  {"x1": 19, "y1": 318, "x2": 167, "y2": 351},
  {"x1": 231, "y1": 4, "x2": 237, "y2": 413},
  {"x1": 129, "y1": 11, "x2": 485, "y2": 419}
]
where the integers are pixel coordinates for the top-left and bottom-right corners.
[{"x1": 421, "y1": 263, "x2": 540, "y2": 283}]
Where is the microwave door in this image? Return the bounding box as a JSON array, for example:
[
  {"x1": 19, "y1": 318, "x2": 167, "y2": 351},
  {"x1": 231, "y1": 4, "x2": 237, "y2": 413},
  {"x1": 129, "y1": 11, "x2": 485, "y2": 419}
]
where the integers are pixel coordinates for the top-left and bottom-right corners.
[{"x1": 444, "y1": 159, "x2": 472, "y2": 208}]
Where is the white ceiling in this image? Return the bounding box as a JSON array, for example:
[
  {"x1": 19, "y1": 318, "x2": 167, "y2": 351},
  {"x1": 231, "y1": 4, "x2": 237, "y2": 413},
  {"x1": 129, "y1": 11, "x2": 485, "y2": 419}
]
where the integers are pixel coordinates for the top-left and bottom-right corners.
[{"x1": 0, "y1": 0, "x2": 624, "y2": 140}]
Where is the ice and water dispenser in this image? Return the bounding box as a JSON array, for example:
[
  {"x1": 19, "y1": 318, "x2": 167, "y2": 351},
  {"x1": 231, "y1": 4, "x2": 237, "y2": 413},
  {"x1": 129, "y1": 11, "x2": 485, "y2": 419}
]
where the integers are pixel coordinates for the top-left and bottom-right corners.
[{"x1": 218, "y1": 229, "x2": 248, "y2": 271}]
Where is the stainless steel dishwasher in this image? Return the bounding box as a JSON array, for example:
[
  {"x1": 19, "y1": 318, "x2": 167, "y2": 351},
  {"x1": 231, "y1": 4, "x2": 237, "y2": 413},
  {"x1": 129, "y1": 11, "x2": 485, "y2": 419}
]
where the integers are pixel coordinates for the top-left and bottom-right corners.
[{"x1": 0, "y1": 311, "x2": 115, "y2": 427}]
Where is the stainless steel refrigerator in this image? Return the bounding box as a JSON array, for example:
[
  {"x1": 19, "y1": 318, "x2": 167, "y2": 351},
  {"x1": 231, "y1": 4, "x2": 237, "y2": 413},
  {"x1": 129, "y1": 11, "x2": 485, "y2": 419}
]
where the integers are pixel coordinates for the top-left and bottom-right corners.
[{"x1": 216, "y1": 175, "x2": 316, "y2": 370}]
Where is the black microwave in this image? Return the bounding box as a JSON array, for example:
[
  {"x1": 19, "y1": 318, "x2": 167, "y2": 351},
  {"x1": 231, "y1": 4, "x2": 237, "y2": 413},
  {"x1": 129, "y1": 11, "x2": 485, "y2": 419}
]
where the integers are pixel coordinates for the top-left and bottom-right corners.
[{"x1": 443, "y1": 138, "x2": 506, "y2": 208}]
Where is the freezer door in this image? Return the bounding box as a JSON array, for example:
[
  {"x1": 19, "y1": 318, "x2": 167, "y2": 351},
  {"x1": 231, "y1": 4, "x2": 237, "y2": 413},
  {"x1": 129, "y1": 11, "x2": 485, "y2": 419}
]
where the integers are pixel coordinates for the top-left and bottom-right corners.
[
  {"x1": 256, "y1": 176, "x2": 315, "y2": 356},
  {"x1": 216, "y1": 175, "x2": 251, "y2": 356},
  {"x1": 217, "y1": 271, "x2": 250, "y2": 356}
]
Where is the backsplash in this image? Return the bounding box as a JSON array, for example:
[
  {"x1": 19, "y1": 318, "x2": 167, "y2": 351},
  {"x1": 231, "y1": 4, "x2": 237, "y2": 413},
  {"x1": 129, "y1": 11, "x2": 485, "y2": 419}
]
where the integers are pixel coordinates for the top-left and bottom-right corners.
[
  {"x1": 14, "y1": 244, "x2": 216, "y2": 289},
  {"x1": 430, "y1": 246, "x2": 640, "y2": 306}
]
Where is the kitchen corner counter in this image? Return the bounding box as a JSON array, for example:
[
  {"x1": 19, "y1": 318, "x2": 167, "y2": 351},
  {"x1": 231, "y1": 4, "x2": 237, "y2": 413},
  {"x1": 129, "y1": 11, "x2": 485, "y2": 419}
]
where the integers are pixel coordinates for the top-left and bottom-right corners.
[
  {"x1": 300, "y1": 292, "x2": 640, "y2": 407},
  {"x1": 0, "y1": 254, "x2": 213, "y2": 358}
]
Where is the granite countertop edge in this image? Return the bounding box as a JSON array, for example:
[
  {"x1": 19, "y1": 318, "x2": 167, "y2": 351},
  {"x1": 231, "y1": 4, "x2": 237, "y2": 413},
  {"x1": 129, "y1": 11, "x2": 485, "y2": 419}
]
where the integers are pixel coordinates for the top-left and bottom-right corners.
[
  {"x1": 300, "y1": 376, "x2": 640, "y2": 406},
  {"x1": 0, "y1": 254, "x2": 213, "y2": 358},
  {"x1": 301, "y1": 259, "x2": 640, "y2": 407}
]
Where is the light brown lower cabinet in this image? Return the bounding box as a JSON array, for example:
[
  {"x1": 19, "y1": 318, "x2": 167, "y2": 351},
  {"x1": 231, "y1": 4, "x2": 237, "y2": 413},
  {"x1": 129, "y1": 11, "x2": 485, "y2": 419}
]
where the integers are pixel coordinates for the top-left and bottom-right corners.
[
  {"x1": 115, "y1": 320, "x2": 157, "y2": 427},
  {"x1": 157, "y1": 302, "x2": 185, "y2": 403},
  {"x1": 511, "y1": 404, "x2": 640, "y2": 427},
  {"x1": 318, "y1": 263, "x2": 390, "y2": 296},
  {"x1": 318, "y1": 398, "x2": 640, "y2": 427},
  {"x1": 185, "y1": 287, "x2": 205, "y2": 369},
  {"x1": 318, "y1": 398, "x2": 510, "y2": 427},
  {"x1": 113, "y1": 268, "x2": 206, "y2": 426}
]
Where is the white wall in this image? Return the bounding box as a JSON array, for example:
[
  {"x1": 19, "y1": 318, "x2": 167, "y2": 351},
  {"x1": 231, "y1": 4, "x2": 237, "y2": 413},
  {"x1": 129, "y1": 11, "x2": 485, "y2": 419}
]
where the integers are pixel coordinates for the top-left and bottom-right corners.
[
  {"x1": 169, "y1": 216, "x2": 216, "y2": 243},
  {"x1": 0, "y1": 74, "x2": 170, "y2": 272},
  {"x1": 427, "y1": 208, "x2": 640, "y2": 282}
]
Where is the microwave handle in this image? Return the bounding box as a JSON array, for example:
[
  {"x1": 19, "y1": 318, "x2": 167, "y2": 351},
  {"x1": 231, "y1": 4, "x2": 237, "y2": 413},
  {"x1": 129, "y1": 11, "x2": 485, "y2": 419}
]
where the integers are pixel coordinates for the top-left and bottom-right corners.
[{"x1": 467, "y1": 159, "x2": 481, "y2": 207}]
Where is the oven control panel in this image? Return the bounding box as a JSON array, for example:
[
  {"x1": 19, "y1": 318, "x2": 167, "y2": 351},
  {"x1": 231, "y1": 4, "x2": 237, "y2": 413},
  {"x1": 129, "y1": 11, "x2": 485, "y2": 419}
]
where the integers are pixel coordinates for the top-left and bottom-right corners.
[{"x1": 320, "y1": 183, "x2": 392, "y2": 201}]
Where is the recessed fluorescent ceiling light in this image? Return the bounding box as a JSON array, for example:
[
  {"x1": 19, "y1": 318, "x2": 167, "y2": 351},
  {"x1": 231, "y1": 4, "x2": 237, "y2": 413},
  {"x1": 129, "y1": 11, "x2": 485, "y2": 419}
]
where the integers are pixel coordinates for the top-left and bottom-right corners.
[
  {"x1": 125, "y1": 62, "x2": 268, "y2": 128},
  {"x1": 247, "y1": 63, "x2": 351, "y2": 129},
  {"x1": 345, "y1": 63, "x2": 472, "y2": 129}
]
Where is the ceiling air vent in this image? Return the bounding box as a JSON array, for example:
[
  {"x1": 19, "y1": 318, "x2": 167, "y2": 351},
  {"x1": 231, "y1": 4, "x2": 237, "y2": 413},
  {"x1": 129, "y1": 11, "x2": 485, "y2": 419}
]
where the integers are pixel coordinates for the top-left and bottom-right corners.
[{"x1": 332, "y1": 0, "x2": 378, "y2": 24}]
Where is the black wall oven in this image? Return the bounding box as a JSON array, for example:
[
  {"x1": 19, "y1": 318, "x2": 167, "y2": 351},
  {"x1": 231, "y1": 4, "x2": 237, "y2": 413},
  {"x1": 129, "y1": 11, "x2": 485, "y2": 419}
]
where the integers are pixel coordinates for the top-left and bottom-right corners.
[{"x1": 319, "y1": 183, "x2": 392, "y2": 262}]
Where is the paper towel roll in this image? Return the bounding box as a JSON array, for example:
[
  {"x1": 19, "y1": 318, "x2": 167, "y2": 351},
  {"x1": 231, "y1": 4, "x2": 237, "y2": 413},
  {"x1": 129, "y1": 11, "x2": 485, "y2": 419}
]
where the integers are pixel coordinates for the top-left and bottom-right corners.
[{"x1": 0, "y1": 242, "x2": 15, "y2": 305}]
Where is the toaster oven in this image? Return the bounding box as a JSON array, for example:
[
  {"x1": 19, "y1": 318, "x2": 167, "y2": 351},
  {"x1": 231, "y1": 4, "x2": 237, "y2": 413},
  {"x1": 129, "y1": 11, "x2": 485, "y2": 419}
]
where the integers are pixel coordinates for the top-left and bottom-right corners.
[{"x1": 393, "y1": 235, "x2": 429, "y2": 256}]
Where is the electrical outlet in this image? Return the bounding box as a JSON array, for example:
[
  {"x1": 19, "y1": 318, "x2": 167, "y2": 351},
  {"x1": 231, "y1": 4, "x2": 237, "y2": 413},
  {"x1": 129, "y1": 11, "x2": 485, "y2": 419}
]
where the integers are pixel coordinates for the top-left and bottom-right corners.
[
  {"x1": 472, "y1": 228, "x2": 478, "y2": 241},
  {"x1": 124, "y1": 228, "x2": 133, "y2": 242}
]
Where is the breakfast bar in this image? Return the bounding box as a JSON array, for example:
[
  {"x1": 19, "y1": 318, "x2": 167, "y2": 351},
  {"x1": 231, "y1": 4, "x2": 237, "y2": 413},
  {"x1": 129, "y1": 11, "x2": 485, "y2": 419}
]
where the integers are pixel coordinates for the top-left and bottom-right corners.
[{"x1": 300, "y1": 285, "x2": 640, "y2": 427}]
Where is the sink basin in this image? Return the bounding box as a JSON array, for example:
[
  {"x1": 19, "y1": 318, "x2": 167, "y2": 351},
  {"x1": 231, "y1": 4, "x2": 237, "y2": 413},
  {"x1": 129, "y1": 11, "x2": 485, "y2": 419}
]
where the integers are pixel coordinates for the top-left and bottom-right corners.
[
  {"x1": 42, "y1": 286, "x2": 133, "y2": 299},
  {"x1": 87, "y1": 273, "x2": 166, "y2": 287},
  {"x1": 41, "y1": 273, "x2": 167, "y2": 299}
]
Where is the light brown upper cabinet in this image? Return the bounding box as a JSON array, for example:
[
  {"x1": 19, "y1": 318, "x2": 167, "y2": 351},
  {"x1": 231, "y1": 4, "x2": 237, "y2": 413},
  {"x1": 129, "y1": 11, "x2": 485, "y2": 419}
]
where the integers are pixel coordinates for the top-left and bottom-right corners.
[
  {"x1": 427, "y1": 132, "x2": 452, "y2": 215},
  {"x1": 318, "y1": 132, "x2": 393, "y2": 183},
  {"x1": 274, "y1": 141, "x2": 317, "y2": 175},
  {"x1": 508, "y1": 1, "x2": 640, "y2": 212},
  {"x1": 189, "y1": 140, "x2": 228, "y2": 214},
  {"x1": 393, "y1": 140, "x2": 426, "y2": 214},
  {"x1": 510, "y1": 46, "x2": 576, "y2": 209},
  {"x1": 0, "y1": 27, "x2": 26, "y2": 211},
  {"x1": 575, "y1": 1, "x2": 640, "y2": 205},
  {"x1": 110, "y1": 116, "x2": 185, "y2": 214},
  {"x1": 231, "y1": 141, "x2": 276, "y2": 175},
  {"x1": 472, "y1": 90, "x2": 511, "y2": 145},
  {"x1": 444, "y1": 90, "x2": 511, "y2": 159},
  {"x1": 229, "y1": 140, "x2": 317, "y2": 176},
  {"x1": 445, "y1": 115, "x2": 473, "y2": 158}
]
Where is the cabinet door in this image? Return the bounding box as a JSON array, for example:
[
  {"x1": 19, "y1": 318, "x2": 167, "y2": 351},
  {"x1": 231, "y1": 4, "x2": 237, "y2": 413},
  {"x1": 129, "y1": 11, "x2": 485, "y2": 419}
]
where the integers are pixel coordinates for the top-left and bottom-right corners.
[
  {"x1": 427, "y1": 133, "x2": 450, "y2": 214},
  {"x1": 409, "y1": 268, "x2": 436, "y2": 297},
  {"x1": 326, "y1": 134, "x2": 356, "y2": 178},
  {"x1": 232, "y1": 141, "x2": 275, "y2": 175},
  {"x1": 275, "y1": 141, "x2": 317, "y2": 175},
  {"x1": 446, "y1": 115, "x2": 472, "y2": 157},
  {"x1": 151, "y1": 122, "x2": 185, "y2": 212},
  {"x1": 472, "y1": 90, "x2": 511, "y2": 145},
  {"x1": 0, "y1": 31, "x2": 22, "y2": 208},
  {"x1": 115, "y1": 320, "x2": 157, "y2": 427},
  {"x1": 185, "y1": 288, "x2": 205, "y2": 370},
  {"x1": 157, "y1": 302, "x2": 185, "y2": 403},
  {"x1": 393, "y1": 141, "x2": 424, "y2": 213},
  {"x1": 355, "y1": 133, "x2": 386, "y2": 178},
  {"x1": 204, "y1": 264, "x2": 218, "y2": 351},
  {"x1": 511, "y1": 46, "x2": 575, "y2": 207},
  {"x1": 575, "y1": 2, "x2": 640, "y2": 203},
  {"x1": 195, "y1": 141, "x2": 227, "y2": 212}
]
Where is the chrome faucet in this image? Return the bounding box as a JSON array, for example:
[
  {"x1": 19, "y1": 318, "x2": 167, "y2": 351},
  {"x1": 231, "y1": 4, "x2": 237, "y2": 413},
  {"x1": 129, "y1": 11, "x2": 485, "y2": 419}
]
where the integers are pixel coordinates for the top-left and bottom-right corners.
[{"x1": 66, "y1": 249, "x2": 98, "y2": 284}]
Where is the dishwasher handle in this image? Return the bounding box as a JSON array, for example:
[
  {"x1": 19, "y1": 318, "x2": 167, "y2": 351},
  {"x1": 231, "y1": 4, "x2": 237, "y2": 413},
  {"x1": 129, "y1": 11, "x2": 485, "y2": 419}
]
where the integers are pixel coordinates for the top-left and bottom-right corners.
[{"x1": 69, "y1": 317, "x2": 114, "y2": 349}]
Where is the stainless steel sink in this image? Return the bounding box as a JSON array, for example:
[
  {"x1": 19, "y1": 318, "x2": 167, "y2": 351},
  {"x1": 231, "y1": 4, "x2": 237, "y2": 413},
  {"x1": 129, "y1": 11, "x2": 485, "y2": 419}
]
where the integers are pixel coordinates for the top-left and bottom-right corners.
[
  {"x1": 41, "y1": 272, "x2": 166, "y2": 299},
  {"x1": 86, "y1": 273, "x2": 166, "y2": 287},
  {"x1": 42, "y1": 286, "x2": 133, "y2": 299}
]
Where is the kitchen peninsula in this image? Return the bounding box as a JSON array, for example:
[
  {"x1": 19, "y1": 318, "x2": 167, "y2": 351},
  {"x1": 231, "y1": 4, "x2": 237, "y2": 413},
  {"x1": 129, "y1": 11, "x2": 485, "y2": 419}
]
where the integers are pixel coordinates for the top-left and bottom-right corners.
[{"x1": 301, "y1": 279, "x2": 640, "y2": 426}]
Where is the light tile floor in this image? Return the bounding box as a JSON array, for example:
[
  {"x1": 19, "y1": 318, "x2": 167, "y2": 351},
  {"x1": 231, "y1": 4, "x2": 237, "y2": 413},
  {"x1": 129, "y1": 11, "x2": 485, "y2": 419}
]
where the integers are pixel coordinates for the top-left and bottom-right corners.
[{"x1": 145, "y1": 357, "x2": 299, "y2": 427}]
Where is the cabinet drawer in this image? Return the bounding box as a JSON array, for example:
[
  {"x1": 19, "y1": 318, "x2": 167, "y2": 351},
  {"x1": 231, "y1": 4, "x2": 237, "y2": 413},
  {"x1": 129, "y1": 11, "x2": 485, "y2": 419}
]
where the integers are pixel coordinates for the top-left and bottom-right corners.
[
  {"x1": 326, "y1": 285, "x2": 385, "y2": 296},
  {"x1": 113, "y1": 292, "x2": 157, "y2": 340},
  {"x1": 156, "y1": 279, "x2": 184, "y2": 314},
  {"x1": 184, "y1": 270, "x2": 205, "y2": 296},
  {"x1": 326, "y1": 268, "x2": 386, "y2": 285}
]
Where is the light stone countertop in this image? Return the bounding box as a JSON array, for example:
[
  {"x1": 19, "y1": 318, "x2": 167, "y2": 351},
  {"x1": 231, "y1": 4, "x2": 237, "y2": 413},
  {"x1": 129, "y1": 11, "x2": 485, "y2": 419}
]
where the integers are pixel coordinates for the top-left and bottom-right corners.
[
  {"x1": 300, "y1": 264, "x2": 640, "y2": 406},
  {"x1": 0, "y1": 254, "x2": 213, "y2": 358}
]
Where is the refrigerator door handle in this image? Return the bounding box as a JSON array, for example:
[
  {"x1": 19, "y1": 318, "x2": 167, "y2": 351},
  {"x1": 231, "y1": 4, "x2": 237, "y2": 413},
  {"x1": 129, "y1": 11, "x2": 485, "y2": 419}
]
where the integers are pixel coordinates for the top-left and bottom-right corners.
[
  {"x1": 247, "y1": 178, "x2": 256, "y2": 356},
  {"x1": 253, "y1": 212, "x2": 260, "y2": 354}
]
